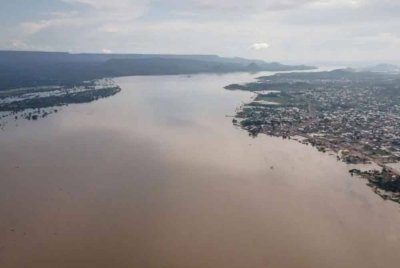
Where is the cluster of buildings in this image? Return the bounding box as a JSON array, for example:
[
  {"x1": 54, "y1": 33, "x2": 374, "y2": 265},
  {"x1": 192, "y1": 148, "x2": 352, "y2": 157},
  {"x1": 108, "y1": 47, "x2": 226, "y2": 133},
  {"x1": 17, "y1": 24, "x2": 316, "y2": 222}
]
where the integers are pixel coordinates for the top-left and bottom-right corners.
[
  {"x1": 236, "y1": 74, "x2": 400, "y2": 165},
  {"x1": 234, "y1": 71, "x2": 400, "y2": 201}
]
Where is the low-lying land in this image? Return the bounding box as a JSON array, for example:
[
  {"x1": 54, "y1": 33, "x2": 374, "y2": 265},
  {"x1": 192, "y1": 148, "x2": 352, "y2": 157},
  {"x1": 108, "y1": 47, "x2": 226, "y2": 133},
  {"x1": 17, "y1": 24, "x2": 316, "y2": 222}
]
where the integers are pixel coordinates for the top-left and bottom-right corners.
[
  {"x1": 226, "y1": 69, "x2": 400, "y2": 203},
  {"x1": 0, "y1": 79, "x2": 120, "y2": 129},
  {"x1": 350, "y1": 168, "x2": 400, "y2": 203}
]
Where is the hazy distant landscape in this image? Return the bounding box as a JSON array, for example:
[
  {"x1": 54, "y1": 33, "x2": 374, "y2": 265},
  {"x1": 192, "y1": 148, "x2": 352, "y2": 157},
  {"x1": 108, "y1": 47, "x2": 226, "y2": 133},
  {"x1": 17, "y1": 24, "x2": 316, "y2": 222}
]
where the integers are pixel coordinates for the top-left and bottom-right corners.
[{"x1": 0, "y1": 51, "x2": 314, "y2": 91}]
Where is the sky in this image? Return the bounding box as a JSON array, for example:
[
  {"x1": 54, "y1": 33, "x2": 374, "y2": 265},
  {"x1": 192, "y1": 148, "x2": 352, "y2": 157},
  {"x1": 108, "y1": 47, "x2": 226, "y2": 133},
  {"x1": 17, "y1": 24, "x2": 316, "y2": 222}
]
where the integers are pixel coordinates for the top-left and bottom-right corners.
[{"x1": 1, "y1": 0, "x2": 399, "y2": 65}]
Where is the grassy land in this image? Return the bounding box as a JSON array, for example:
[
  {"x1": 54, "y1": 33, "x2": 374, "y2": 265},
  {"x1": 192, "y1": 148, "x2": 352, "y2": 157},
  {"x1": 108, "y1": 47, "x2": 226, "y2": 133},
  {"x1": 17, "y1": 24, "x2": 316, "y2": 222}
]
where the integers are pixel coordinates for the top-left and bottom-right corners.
[{"x1": 254, "y1": 93, "x2": 291, "y2": 105}]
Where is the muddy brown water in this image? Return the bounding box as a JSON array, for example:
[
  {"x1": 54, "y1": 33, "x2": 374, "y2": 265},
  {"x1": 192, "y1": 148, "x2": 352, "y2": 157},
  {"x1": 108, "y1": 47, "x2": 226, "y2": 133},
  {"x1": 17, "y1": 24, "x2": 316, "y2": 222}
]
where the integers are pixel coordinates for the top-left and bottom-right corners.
[{"x1": 1, "y1": 72, "x2": 400, "y2": 268}]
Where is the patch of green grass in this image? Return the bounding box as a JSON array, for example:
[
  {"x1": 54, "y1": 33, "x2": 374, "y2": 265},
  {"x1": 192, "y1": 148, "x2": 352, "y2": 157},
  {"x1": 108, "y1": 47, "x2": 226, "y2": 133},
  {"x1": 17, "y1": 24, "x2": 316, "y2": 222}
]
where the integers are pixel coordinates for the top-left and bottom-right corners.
[{"x1": 254, "y1": 93, "x2": 291, "y2": 104}]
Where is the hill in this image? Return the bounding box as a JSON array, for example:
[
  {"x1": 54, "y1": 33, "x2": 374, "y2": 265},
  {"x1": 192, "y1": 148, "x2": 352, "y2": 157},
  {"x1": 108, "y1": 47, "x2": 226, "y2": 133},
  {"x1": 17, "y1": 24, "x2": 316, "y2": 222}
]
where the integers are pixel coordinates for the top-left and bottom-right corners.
[{"x1": 0, "y1": 51, "x2": 315, "y2": 91}]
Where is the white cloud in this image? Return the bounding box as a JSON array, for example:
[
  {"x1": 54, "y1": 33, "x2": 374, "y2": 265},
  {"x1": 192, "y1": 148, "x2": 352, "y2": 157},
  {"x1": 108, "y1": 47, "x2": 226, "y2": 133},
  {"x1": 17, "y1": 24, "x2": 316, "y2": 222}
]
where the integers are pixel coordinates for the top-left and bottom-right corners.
[
  {"x1": 10, "y1": 40, "x2": 29, "y2": 49},
  {"x1": 191, "y1": 0, "x2": 318, "y2": 11},
  {"x1": 101, "y1": 48, "x2": 113, "y2": 53},
  {"x1": 20, "y1": 21, "x2": 52, "y2": 35},
  {"x1": 62, "y1": 0, "x2": 147, "y2": 10},
  {"x1": 249, "y1": 43, "x2": 270, "y2": 50}
]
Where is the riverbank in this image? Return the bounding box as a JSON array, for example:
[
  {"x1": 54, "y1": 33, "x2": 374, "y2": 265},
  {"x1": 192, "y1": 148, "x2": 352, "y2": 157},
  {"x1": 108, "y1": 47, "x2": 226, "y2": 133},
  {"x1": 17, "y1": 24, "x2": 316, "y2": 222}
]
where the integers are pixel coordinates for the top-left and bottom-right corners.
[
  {"x1": 228, "y1": 69, "x2": 400, "y2": 204},
  {"x1": 0, "y1": 79, "x2": 121, "y2": 130}
]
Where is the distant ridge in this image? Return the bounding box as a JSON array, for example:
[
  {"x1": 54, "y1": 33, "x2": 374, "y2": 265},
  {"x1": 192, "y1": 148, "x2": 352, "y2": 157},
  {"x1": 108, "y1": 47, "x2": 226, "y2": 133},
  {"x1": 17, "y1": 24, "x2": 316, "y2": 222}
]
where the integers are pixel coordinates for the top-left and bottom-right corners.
[
  {"x1": 361, "y1": 64, "x2": 400, "y2": 74},
  {"x1": 0, "y1": 50, "x2": 316, "y2": 91}
]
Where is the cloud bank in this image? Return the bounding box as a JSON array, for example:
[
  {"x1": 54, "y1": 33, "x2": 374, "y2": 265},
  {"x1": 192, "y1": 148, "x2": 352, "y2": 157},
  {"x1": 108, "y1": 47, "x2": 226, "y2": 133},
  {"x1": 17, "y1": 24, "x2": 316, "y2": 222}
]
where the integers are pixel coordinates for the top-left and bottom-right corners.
[
  {"x1": 249, "y1": 43, "x2": 270, "y2": 50},
  {"x1": 1, "y1": 0, "x2": 400, "y2": 64}
]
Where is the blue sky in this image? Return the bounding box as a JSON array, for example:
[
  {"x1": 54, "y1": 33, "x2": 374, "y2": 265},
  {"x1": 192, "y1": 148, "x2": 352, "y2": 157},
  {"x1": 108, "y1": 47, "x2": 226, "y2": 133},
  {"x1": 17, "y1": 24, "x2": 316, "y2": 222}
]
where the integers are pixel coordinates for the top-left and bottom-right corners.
[{"x1": 1, "y1": 0, "x2": 400, "y2": 64}]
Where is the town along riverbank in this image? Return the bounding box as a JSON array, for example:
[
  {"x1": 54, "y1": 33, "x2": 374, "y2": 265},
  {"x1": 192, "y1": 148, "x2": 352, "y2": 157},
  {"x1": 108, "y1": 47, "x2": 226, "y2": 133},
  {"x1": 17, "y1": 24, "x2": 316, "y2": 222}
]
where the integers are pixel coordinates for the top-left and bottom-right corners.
[{"x1": 226, "y1": 69, "x2": 400, "y2": 204}]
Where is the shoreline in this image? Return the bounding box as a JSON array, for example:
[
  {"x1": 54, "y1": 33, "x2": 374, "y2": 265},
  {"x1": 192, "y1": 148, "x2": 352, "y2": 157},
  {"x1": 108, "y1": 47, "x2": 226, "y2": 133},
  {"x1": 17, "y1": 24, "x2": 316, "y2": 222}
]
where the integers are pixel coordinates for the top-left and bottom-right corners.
[
  {"x1": 0, "y1": 79, "x2": 121, "y2": 130},
  {"x1": 229, "y1": 69, "x2": 400, "y2": 204},
  {"x1": 235, "y1": 120, "x2": 400, "y2": 204}
]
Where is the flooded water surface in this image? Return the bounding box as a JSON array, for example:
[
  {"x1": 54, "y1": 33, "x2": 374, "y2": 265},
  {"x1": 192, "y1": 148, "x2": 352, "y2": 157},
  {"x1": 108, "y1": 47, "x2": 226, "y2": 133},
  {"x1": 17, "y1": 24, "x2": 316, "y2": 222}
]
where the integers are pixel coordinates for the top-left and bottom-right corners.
[{"x1": 1, "y1": 73, "x2": 400, "y2": 268}]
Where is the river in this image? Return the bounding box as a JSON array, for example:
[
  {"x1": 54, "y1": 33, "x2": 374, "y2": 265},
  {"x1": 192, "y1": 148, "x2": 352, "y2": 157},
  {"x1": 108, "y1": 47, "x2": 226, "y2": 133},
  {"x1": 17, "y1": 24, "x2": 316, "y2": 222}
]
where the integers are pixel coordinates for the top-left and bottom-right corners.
[{"x1": 1, "y1": 72, "x2": 400, "y2": 268}]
